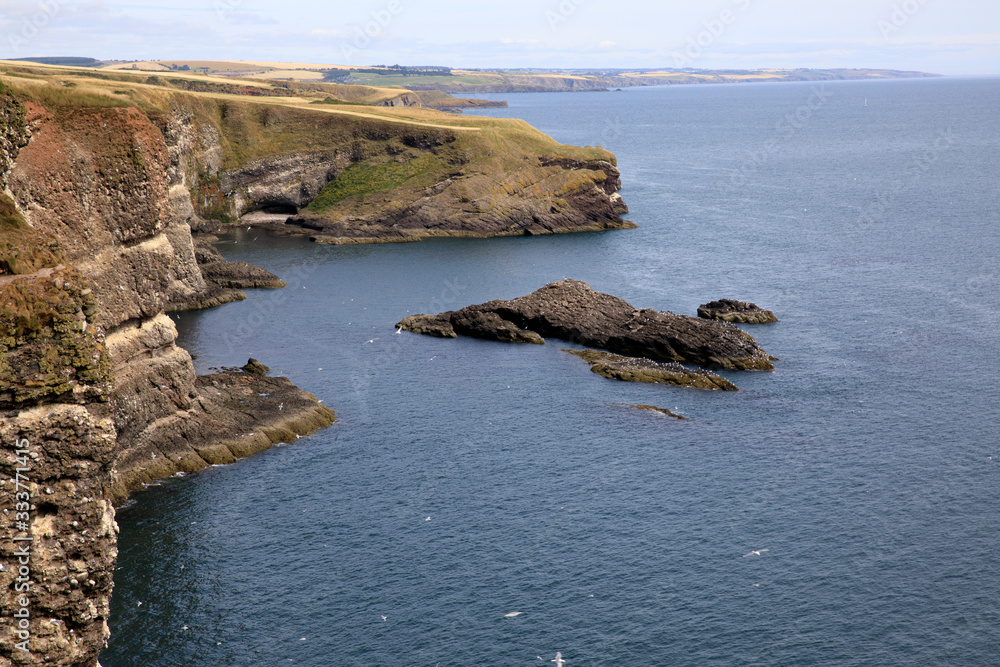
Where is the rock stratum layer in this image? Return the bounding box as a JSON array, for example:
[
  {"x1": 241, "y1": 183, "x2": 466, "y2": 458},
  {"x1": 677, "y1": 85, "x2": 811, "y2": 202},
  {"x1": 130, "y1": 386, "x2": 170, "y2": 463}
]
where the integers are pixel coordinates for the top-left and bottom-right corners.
[{"x1": 398, "y1": 279, "x2": 774, "y2": 371}]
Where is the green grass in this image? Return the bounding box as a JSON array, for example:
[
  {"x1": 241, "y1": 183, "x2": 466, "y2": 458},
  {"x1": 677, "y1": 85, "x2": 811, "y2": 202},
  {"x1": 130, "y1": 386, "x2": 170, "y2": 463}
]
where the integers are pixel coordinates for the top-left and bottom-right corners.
[
  {"x1": 309, "y1": 97, "x2": 371, "y2": 107},
  {"x1": 307, "y1": 156, "x2": 442, "y2": 211},
  {"x1": 347, "y1": 74, "x2": 498, "y2": 88}
]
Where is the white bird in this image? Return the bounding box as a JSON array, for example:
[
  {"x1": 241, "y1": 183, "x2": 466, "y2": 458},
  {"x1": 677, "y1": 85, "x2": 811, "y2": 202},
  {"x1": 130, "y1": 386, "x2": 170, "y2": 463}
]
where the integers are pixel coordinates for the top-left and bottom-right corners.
[
  {"x1": 381, "y1": 615, "x2": 387, "y2": 622},
  {"x1": 504, "y1": 611, "x2": 523, "y2": 618},
  {"x1": 743, "y1": 549, "x2": 769, "y2": 557},
  {"x1": 364, "y1": 338, "x2": 377, "y2": 344},
  {"x1": 136, "y1": 601, "x2": 142, "y2": 607},
  {"x1": 552, "y1": 652, "x2": 567, "y2": 666},
  {"x1": 395, "y1": 327, "x2": 403, "y2": 334}
]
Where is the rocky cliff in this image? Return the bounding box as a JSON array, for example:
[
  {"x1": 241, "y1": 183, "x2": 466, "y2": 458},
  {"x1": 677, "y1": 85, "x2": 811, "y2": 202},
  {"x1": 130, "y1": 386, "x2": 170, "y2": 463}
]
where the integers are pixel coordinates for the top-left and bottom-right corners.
[
  {"x1": 0, "y1": 67, "x2": 636, "y2": 666},
  {"x1": 0, "y1": 87, "x2": 332, "y2": 667}
]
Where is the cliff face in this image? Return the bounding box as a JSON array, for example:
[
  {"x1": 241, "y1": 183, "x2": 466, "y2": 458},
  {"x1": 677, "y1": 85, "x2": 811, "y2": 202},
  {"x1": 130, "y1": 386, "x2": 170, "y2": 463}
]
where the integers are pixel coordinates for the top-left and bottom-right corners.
[
  {"x1": 164, "y1": 100, "x2": 631, "y2": 243},
  {"x1": 1, "y1": 93, "x2": 119, "y2": 667},
  {"x1": 0, "y1": 92, "x2": 332, "y2": 666}
]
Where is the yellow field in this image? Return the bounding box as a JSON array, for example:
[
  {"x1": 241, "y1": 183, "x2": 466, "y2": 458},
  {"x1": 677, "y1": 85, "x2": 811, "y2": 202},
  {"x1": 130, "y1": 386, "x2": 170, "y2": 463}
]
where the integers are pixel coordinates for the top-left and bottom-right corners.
[
  {"x1": 0, "y1": 60, "x2": 485, "y2": 133},
  {"x1": 252, "y1": 70, "x2": 327, "y2": 81}
]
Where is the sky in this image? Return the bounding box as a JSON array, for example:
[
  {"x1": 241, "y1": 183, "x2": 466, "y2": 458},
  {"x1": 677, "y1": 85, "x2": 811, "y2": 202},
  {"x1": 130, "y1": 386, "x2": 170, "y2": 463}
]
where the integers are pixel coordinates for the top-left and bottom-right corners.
[{"x1": 1, "y1": 0, "x2": 998, "y2": 75}]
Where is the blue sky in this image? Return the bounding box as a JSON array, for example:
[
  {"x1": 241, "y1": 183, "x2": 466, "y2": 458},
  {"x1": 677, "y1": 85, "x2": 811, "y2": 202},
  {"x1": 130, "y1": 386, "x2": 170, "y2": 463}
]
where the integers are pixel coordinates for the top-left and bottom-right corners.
[{"x1": 1, "y1": 0, "x2": 998, "y2": 74}]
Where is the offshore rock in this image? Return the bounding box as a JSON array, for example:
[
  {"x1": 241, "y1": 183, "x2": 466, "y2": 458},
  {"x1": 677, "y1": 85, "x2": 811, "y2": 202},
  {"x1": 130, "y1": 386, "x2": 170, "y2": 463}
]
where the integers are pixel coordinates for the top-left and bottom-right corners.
[
  {"x1": 198, "y1": 261, "x2": 287, "y2": 290},
  {"x1": 398, "y1": 279, "x2": 773, "y2": 371},
  {"x1": 698, "y1": 299, "x2": 778, "y2": 324},
  {"x1": 567, "y1": 349, "x2": 739, "y2": 391}
]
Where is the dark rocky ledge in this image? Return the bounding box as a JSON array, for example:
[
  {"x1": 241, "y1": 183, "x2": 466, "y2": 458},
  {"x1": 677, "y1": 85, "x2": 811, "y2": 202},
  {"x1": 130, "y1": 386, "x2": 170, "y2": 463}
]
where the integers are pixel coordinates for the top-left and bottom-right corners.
[
  {"x1": 698, "y1": 299, "x2": 778, "y2": 324},
  {"x1": 166, "y1": 235, "x2": 285, "y2": 312},
  {"x1": 108, "y1": 360, "x2": 336, "y2": 503},
  {"x1": 199, "y1": 260, "x2": 287, "y2": 289},
  {"x1": 567, "y1": 349, "x2": 739, "y2": 391},
  {"x1": 397, "y1": 279, "x2": 773, "y2": 371}
]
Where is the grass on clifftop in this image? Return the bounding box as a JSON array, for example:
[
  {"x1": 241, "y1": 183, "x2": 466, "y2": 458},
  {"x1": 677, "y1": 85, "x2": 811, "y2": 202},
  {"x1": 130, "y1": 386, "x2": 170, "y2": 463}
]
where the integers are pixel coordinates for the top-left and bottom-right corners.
[{"x1": 308, "y1": 155, "x2": 445, "y2": 211}]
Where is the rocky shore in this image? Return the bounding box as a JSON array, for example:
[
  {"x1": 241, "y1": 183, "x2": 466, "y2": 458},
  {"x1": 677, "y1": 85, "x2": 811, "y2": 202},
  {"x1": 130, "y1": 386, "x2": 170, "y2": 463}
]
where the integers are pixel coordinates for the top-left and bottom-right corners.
[{"x1": 398, "y1": 279, "x2": 774, "y2": 371}]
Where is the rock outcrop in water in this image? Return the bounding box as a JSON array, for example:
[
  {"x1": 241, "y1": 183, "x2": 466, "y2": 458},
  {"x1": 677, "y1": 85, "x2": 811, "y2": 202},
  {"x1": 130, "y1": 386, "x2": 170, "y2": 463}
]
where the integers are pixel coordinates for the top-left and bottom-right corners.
[
  {"x1": 697, "y1": 299, "x2": 778, "y2": 324},
  {"x1": 565, "y1": 349, "x2": 739, "y2": 390},
  {"x1": 631, "y1": 404, "x2": 687, "y2": 420},
  {"x1": 398, "y1": 280, "x2": 774, "y2": 371}
]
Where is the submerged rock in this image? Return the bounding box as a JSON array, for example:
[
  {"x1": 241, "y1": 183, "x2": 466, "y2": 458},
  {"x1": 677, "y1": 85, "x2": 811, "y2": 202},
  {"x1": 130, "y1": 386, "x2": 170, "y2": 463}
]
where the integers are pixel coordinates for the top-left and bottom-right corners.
[
  {"x1": 698, "y1": 299, "x2": 778, "y2": 324},
  {"x1": 398, "y1": 279, "x2": 773, "y2": 371},
  {"x1": 632, "y1": 404, "x2": 688, "y2": 420},
  {"x1": 567, "y1": 349, "x2": 739, "y2": 391}
]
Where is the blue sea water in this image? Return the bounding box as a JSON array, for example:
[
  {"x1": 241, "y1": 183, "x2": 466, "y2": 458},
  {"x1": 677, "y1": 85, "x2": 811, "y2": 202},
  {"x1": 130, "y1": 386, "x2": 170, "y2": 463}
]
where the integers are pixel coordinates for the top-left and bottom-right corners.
[{"x1": 102, "y1": 78, "x2": 1000, "y2": 666}]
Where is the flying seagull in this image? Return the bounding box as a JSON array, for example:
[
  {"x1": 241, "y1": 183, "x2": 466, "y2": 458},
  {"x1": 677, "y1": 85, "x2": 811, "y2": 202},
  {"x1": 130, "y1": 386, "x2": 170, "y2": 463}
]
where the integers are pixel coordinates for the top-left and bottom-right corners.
[
  {"x1": 552, "y1": 652, "x2": 567, "y2": 666},
  {"x1": 743, "y1": 549, "x2": 769, "y2": 557}
]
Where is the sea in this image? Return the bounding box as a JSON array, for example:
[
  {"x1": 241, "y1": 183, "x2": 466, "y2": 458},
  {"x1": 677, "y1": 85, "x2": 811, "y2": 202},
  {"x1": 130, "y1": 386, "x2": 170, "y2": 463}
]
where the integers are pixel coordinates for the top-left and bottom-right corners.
[{"x1": 101, "y1": 77, "x2": 1000, "y2": 666}]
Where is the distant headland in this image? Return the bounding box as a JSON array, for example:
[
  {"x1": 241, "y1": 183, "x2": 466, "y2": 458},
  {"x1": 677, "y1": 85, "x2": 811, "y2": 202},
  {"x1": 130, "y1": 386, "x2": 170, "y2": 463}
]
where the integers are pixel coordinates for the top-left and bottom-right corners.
[{"x1": 10, "y1": 57, "x2": 939, "y2": 94}]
